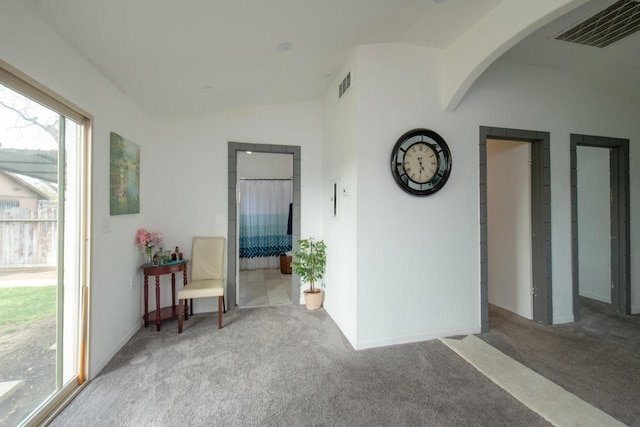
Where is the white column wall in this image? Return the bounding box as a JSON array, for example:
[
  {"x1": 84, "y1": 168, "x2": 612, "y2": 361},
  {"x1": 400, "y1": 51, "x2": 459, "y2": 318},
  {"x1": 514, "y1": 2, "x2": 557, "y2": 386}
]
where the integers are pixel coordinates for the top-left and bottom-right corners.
[
  {"x1": 321, "y1": 54, "x2": 360, "y2": 345},
  {"x1": 354, "y1": 44, "x2": 481, "y2": 348}
]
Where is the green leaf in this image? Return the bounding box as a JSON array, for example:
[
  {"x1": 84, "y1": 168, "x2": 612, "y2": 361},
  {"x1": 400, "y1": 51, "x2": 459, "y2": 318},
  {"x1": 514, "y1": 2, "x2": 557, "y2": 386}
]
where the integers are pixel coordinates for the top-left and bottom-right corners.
[{"x1": 291, "y1": 238, "x2": 327, "y2": 292}]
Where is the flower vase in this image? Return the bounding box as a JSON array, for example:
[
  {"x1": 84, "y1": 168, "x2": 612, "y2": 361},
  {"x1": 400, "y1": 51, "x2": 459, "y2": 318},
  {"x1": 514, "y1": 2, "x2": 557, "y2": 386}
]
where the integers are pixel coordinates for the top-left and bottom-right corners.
[{"x1": 145, "y1": 247, "x2": 153, "y2": 265}]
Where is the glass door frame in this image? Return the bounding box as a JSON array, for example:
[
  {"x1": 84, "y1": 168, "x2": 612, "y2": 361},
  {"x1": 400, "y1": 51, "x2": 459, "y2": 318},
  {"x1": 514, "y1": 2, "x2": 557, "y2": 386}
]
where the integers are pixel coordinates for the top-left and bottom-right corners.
[{"x1": 0, "y1": 60, "x2": 92, "y2": 426}]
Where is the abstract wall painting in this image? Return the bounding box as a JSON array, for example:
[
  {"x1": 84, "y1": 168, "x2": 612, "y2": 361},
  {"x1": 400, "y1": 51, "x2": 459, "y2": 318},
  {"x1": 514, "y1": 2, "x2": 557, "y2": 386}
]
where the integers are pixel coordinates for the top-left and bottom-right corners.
[{"x1": 109, "y1": 132, "x2": 140, "y2": 215}]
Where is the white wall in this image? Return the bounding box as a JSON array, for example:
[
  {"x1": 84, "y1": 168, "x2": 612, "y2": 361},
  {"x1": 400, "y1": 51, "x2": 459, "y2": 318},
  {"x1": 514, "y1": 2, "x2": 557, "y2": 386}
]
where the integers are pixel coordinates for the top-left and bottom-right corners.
[
  {"x1": 577, "y1": 146, "x2": 611, "y2": 303},
  {"x1": 148, "y1": 101, "x2": 324, "y2": 313},
  {"x1": 460, "y1": 58, "x2": 640, "y2": 320},
  {"x1": 321, "y1": 43, "x2": 640, "y2": 349},
  {"x1": 238, "y1": 152, "x2": 293, "y2": 179},
  {"x1": 487, "y1": 139, "x2": 532, "y2": 319},
  {"x1": 354, "y1": 44, "x2": 481, "y2": 348},
  {"x1": 0, "y1": 0, "x2": 157, "y2": 378},
  {"x1": 321, "y1": 54, "x2": 360, "y2": 346}
]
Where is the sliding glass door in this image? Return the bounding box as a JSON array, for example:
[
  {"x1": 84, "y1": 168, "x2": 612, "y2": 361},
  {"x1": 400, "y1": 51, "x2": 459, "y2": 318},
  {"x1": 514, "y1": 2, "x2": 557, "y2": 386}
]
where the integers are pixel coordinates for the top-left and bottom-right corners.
[{"x1": 0, "y1": 67, "x2": 89, "y2": 426}]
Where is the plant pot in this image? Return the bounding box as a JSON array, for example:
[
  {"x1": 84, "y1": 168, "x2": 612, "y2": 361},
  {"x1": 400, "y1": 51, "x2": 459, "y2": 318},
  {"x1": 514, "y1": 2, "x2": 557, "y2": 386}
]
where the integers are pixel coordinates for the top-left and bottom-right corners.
[
  {"x1": 303, "y1": 289, "x2": 324, "y2": 310},
  {"x1": 279, "y1": 254, "x2": 292, "y2": 274}
]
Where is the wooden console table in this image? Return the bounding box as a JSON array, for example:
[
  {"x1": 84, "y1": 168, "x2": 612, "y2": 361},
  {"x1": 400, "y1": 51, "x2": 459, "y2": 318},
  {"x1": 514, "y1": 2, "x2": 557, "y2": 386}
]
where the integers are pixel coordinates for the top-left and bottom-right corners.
[{"x1": 141, "y1": 260, "x2": 188, "y2": 331}]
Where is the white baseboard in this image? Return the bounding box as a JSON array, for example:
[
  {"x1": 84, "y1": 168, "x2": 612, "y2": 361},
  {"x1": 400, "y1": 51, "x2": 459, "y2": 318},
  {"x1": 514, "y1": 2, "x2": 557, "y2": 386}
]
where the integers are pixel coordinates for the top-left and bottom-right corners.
[
  {"x1": 89, "y1": 321, "x2": 142, "y2": 379},
  {"x1": 552, "y1": 313, "x2": 575, "y2": 324},
  {"x1": 354, "y1": 326, "x2": 481, "y2": 350},
  {"x1": 579, "y1": 291, "x2": 611, "y2": 304}
]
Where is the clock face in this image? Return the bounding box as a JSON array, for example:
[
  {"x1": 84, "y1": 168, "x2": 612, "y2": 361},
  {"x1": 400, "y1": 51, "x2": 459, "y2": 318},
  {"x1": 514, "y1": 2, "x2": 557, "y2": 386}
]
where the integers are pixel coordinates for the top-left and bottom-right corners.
[
  {"x1": 404, "y1": 143, "x2": 438, "y2": 184},
  {"x1": 390, "y1": 129, "x2": 452, "y2": 196}
]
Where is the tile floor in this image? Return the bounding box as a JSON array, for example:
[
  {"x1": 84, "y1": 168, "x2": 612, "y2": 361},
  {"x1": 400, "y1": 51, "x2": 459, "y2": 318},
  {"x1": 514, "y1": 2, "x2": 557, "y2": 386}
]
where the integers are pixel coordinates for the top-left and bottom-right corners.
[{"x1": 238, "y1": 268, "x2": 292, "y2": 307}]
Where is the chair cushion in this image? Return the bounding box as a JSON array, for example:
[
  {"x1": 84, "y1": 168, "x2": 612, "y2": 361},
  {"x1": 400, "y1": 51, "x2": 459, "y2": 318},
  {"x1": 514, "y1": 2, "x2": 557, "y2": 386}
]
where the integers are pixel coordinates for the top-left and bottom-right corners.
[{"x1": 178, "y1": 279, "x2": 224, "y2": 299}]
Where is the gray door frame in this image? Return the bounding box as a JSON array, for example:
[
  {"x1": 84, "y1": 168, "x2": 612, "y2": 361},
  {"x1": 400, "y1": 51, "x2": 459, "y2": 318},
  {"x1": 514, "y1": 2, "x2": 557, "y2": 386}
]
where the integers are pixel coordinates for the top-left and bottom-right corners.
[
  {"x1": 227, "y1": 142, "x2": 301, "y2": 310},
  {"x1": 479, "y1": 126, "x2": 552, "y2": 331},
  {"x1": 570, "y1": 134, "x2": 630, "y2": 319}
]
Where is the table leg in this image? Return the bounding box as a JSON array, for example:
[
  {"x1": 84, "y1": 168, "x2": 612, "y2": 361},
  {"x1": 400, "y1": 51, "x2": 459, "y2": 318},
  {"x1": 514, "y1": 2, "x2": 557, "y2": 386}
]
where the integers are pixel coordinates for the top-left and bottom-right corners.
[
  {"x1": 155, "y1": 275, "x2": 161, "y2": 331},
  {"x1": 182, "y1": 265, "x2": 189, "y2": 316},
  {"x1": 143, "y1": 274, "x2": 149, "y2": 327},
  {"x1": 171, "y1": 273, "x2": 176, "y2": 308}
]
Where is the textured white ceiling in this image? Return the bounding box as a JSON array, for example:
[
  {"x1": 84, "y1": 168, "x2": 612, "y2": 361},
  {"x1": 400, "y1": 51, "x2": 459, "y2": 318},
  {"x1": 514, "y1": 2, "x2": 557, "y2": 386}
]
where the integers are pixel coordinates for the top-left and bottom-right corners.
[{"x1": 22, "y1": 0, "x2": 638, "y2": 117}]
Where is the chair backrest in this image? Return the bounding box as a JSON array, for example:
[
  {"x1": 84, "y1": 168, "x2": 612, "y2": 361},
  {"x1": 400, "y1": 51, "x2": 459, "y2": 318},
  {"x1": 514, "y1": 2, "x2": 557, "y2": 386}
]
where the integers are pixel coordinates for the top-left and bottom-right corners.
[{"x1": 190, "y1": 236, "x2": 225, "y2": 281}]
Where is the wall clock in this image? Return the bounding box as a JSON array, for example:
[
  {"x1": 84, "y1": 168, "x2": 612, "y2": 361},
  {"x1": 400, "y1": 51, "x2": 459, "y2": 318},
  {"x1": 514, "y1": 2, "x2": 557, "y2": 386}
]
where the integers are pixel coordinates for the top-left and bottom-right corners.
[{"x1": 390, "y1": 128, "x2": 452, "y2": 196}]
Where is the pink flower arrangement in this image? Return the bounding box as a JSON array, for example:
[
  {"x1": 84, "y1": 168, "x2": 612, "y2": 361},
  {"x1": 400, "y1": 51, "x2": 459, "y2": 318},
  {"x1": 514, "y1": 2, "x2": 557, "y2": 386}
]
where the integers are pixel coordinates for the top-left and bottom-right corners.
[{"x1": 135, "y1": 228, "x2": 163, "y2": 251}]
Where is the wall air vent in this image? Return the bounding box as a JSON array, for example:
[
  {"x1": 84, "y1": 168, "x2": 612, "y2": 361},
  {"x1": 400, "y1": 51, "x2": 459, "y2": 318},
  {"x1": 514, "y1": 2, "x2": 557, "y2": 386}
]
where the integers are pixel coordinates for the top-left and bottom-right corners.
[
  {"x1": 555, "y1": 0, "x2": 640, "y2": 47},
  {"x1": 338, "y1": 71, "x2": 351, "y2": 99}
]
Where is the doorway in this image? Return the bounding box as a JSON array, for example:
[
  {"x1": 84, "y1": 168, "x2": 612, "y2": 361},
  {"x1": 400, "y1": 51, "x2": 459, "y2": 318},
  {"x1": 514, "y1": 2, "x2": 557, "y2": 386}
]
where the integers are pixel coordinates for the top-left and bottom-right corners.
[
  {"x1": 227, "y1": 143, "x2": 301, "y2": 309},
  {"x1": 487, "y1": 139, "x2": 533, "y2": 319},
  {"x1": 0, "y1": 66, "x2": 90, "y2": 426},
  {"x1": 237, "y1": 152, "x2": 293, "y2": 307},
  {"x1": 570, "y1": 134, "x2": 630, "y2": 318},
  {"x1": 576, "y1": 146, "x2": 610, "y2": 304},
  {"x1": 479, "y1": 126, "x2": 551, "y2": 332}
]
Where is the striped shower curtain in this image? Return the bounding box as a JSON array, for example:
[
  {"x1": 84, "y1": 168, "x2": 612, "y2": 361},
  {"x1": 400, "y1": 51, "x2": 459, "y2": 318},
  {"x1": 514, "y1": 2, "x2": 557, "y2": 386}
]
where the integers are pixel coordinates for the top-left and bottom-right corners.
[{"x1": 239, "y1": 179, "x2": 292, "y2": 270}]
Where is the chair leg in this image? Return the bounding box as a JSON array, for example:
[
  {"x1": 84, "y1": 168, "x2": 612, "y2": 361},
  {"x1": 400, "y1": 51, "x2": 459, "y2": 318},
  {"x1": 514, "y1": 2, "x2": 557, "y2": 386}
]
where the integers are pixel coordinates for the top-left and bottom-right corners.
[
  {"x1": 178, "y1": 299, "x2": 184, "y2": 333},
  {"x1": 218, "y1": 296, "x2": 223, "y2": 329},
  {"x1": 223, "y1": 295, "x2": 227, "y2": 313}
]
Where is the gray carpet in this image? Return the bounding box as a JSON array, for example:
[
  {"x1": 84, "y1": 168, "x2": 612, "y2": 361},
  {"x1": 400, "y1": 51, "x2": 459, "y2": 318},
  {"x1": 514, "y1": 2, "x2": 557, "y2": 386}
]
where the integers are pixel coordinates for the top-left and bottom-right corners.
[
  {"x1": 51, "y1": 305, "x2": 549, "y2": 426},
  {"x1": 480, "y1": 298, "x2": 640, "y2": 427}
]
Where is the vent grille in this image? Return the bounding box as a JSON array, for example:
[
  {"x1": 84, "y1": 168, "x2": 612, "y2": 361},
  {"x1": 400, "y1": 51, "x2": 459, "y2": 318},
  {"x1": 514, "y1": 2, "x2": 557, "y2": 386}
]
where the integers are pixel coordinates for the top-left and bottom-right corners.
[
  {"x1": 338, "y1": 72, "x2": 351, "y2": 99},
  {"x1": 555, "y1": 0, "x2": 640, "y2": 48}
]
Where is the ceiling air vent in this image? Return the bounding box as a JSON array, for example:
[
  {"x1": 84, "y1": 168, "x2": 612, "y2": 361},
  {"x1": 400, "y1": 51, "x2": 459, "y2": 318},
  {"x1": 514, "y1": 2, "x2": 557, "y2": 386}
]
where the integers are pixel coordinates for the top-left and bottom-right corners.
[{"x1": 555, "y1": 0, "x2": 640, "y2": 47}]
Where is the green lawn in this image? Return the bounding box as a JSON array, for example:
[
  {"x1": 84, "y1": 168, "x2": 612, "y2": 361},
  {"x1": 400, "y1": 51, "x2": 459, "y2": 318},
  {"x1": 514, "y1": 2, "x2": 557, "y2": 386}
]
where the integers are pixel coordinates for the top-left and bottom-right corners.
[{"x1": 0, "y1": 286, "x2": 56, "y2": 328}]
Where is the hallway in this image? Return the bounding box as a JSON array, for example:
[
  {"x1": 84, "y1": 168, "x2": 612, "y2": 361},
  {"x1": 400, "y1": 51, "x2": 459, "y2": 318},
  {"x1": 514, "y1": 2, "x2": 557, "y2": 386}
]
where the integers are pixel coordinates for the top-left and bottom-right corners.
[{"x1": 478, "y1": 298, "x2": 640, "y2": 425}]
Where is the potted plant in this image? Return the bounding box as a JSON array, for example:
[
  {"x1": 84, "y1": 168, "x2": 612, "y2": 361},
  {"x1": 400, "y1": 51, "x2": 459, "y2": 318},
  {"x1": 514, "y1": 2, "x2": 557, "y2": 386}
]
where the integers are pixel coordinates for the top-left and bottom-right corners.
[{"x1": 291, "y1": 238, "x2": 327, "y2": 310}]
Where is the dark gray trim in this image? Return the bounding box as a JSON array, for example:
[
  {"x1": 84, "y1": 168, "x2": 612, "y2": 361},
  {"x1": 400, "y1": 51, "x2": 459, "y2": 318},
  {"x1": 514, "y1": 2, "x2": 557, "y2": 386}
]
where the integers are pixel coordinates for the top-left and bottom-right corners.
[
  {"x1": 570, "y1": 134, "x2": 630, "y2": 317},
  {"x1": 227, "y1": 142, "x2": 301, "y2": 309},
  {"x1": 479, "y1": 127, "x2": 552, "y2": 331}
]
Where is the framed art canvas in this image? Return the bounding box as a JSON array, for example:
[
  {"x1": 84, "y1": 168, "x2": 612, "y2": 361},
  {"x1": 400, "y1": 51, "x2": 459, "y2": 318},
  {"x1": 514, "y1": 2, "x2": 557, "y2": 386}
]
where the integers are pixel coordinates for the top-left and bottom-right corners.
[{"x1": 110, "y1": 132, "x2": 140, "y2": 215}]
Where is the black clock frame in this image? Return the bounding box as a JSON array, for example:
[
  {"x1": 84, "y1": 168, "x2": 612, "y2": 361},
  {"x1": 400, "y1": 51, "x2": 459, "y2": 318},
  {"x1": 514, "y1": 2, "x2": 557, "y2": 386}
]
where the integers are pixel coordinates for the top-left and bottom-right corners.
[{"x1": 390, "y1": 128, "x2": 452, "y2": 196}]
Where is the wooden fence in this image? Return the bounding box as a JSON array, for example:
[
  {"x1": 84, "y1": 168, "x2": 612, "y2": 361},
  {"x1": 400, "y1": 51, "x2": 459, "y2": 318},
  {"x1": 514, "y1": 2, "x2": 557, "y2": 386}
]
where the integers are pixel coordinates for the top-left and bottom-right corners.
[{"x1": 0, "y1": 201, "x2": 57, "y2": 267}]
